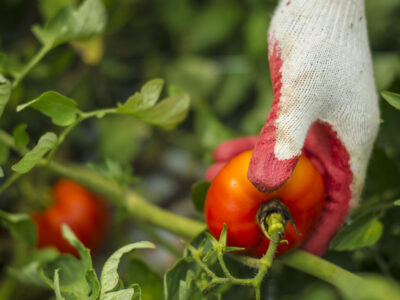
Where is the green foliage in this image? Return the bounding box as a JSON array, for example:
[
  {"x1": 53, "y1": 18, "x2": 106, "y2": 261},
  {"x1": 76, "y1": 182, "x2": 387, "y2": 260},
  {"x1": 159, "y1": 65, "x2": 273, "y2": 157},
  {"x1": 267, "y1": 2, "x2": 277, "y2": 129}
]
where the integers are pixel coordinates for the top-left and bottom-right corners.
[
  {"x1": 0, "y1": 0, "x2": 400, "y2": 299},
  {"x1": 118, "y1": 79, "x2": 191, "y2": 130},
  {"x1": 381, "y1": 91, "x2": 400, "y2": 110},
  {"x1": 17, "y1": 91, "x2": 80, "y2": 127},
  {"x1": 125, "y1": 258, "x2": 163, "y2": 300},
  {"x1": 0, "y1": 210, "x2": 36, "y2": 246},
  {"x1": 330, "y1": 216, "x2": 383, "y2": 251},
  {"x1": 164, "y1": 230, "x2": 252, "y2": 300},
  {"x1": 13, "y1": 124, "x2": 30, "y2": 149},
  {"x1": 0, "y1": 74, "x2": 11, "y2": 118},
  {"x1": 191, "y1": 181, "x2": 211, "y2": 213},
  {"x1": 195, "y1": 103, "x2": 236, "y2": 151},
  {"x1": 32, "y1": 0, "x2": 107, "y2": 48},
  {"x1": 12, "y1": 132, "x2": 58, "y2": 174},
  {"x1": 100, "y1": 241, "x2": 155, "y2": 298}
]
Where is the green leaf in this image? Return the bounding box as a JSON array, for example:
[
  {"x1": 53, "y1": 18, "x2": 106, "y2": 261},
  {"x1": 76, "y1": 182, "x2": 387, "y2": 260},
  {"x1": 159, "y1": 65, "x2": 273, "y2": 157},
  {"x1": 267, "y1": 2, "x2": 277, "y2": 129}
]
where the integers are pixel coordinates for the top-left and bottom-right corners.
[
  {"x1": 381, "y1": 91, "x2": 400, "y2": 110},
  {"x1": 0, "y1": 141, "x2": 10, "y2": 165},
  {"x1": 32, "y1": 0, "x2": 107, "y2": 48},
  {"x1": 9, "y1": 249, "x2": 59, "y2": 288},
  {"x1": 61, "y1": 225, "x2": 92, "y2": 268},
  {"x1": 330, "y1": 216, "x2": 383, "y2": 251},
  {"x1": 54, "y1": 269, "x2": 66, "y2": 300},
  {"x1": 43, "y1": 255, "x2": 92, "y2": 299},
  {"x1": 12, "y1": 132, "x2": 58, "y2": 174},
  {"x1": 0, "y1": 166, "x2": 3, "y2": 178},
  {"x1": 191, "y1": 181, "x2": 211, "y2": 213},
  {"x1": 86, "y1": 269, "x2": 101, "y2": 300},
  {"x1": 131, "y1": 93, "x2": 190, "y2": 130},
  {"x1": 185, "y1": 2, "x2": 241, "y2": 52},
  {"x1": 125, "y1": 258, "x2": 163, "y2": 300},
  {"x1": 17, "y1": 91, "x2": 79, "y2": 126},
  {"x1": 0, "y1": 210, "x2": 36, "y2": 246},
  {"x1": 118, "y1": 79, "x2": 164, "y2": 114},
  {"x1": 101, "y1": 288, "x2": 135, "y2": 300},
  {"x1": 140, "y1": 79, "x2": 164, "y2": 110},
  {"x1": 100, "y1": 242, "x2": 155, "y2": 296},
  {"x1": 13, "y1": 124, "x2": 30, "y2": 148},
  {"x1": 394, "y1": 199, "x2": 400, "y2": 206},
  {"x1": 0, "y1": 74, "x2": 11, "y2": 118}
]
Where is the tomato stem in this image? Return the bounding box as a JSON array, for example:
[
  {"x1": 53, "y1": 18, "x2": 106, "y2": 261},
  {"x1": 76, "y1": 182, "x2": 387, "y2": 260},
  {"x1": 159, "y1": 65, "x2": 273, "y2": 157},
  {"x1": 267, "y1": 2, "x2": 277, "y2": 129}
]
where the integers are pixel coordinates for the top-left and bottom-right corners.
[
  {"x1": 256, "y1": 198, "x2": 300, "y2": 241},
  {"x1": 252, "y1": 212, "x2": 284, "y2": 300}
]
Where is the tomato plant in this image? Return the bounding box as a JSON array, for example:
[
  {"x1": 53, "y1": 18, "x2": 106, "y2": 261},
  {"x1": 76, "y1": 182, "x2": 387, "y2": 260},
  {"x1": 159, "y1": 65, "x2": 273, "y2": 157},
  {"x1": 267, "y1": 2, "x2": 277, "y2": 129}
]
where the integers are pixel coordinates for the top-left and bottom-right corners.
[
  {"x1": 33, "y1": 179, "x2": 108, "y2": 256},
  {"x1": 205, "y1": 150, "x2": 325, "y2": 257}
]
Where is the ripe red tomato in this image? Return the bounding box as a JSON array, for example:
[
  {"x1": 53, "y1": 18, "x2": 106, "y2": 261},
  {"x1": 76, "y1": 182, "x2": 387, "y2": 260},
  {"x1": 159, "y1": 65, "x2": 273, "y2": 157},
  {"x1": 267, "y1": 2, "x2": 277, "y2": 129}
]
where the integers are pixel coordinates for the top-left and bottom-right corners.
[
  {"x1": 205, "y1": 150, "x2": 325, "y2": 257},
  {"x1": 33, "y1": 179, "x2": 108, "y2": 256}
]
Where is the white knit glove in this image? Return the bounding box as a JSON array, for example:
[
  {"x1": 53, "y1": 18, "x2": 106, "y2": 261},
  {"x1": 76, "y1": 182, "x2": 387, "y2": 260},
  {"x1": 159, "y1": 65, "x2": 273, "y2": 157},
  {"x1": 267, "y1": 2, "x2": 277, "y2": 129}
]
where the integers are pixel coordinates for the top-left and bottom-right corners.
[{"x1": 206, "y1": 0, "x2": 380, "y2": 256}]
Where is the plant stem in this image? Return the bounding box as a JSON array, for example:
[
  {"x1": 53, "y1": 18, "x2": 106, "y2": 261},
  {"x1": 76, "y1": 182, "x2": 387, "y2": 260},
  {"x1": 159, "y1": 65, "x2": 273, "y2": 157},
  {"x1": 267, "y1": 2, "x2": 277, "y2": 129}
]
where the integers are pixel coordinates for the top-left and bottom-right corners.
[
  {"x1": 12, "y1": 45, "x2": 52, "y2": 89},
  {"x1": 44, "y1": 160, "x2": 206, "y2": 238},
  {"x1": 0, "y1": 129, "x2": 365, "y2": 295}
]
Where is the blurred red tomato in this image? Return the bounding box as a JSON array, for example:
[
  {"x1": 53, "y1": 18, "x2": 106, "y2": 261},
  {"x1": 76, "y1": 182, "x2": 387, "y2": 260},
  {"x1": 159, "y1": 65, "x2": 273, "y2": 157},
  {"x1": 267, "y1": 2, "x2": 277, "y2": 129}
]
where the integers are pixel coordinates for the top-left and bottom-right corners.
[{"x1": 33, "y1": 179, "x2": 108, "y2": 256}]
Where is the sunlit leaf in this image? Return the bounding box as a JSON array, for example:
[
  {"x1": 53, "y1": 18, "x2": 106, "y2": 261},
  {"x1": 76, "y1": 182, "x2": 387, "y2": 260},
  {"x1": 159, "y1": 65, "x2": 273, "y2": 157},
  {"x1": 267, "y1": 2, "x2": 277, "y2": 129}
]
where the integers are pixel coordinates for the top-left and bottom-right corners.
[
  {"x1": 100, "y1": 241, "x2": 155, "y2": 296},
  {"x1": 17, "y1": 91, "x2": 79, "y2": 126},
  {"x1": 140, "y1": 78, "x2": 164, "y2": 110},
  {"x1": 61, "y1": 225, "x2": 92, "y2": 268}
]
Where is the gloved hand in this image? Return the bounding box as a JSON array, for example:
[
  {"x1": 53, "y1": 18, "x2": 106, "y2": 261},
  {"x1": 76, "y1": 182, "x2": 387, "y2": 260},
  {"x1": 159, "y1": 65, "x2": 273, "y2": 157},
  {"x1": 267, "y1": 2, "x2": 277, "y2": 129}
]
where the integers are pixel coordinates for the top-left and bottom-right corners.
[{"x1": 205, "y1": 0, "x2": 380, "y2": 256}]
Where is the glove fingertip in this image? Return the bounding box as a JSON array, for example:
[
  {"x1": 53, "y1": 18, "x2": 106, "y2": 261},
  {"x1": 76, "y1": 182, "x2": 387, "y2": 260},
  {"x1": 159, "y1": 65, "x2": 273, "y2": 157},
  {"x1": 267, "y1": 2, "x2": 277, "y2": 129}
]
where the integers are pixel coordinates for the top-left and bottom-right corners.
[{"x1": 248, "y1": 147, "x2": 299, "y2": 193}]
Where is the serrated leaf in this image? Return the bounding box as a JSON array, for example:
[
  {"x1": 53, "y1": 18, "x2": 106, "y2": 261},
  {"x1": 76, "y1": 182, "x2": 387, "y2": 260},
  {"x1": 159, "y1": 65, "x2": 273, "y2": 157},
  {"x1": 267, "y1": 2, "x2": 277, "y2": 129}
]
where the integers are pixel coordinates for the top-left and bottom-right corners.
[
  {"x1": 32, "y1": 0, "x2": 107, "y2": 48},
  {"x1": 0, "y1": 74, "x2": 11, "y2": 118},
  {"x1": 0, "y1": 210, "x2": 36, "y2": 246},
  {"x1": 12, "y1": 132, "x2": 57, "y2": 174},
  {"x1": 191, "y1": 181, "x2": 210, "y2": 213},
  {"x1": 330, "y1": 216, "x2": 383, "y2": 251},
  {"x1": 61, "y1": 225, "x2": 92, "y2": 269},
  {"x1": 100, "y1": 241, "x2": 155, "y2": 296},
  {"x1": 17, "y1": 91, "x2": 79, "y2": 126},
  {"x1": 13, "y1": 124, "x2": 30, "y2": 148},
  {"x1": 381, "y1": 91, "x2": 400, "y2": 110},
  {"x1": 133, "y1": 92, "x2": 190, "y2": 130}
]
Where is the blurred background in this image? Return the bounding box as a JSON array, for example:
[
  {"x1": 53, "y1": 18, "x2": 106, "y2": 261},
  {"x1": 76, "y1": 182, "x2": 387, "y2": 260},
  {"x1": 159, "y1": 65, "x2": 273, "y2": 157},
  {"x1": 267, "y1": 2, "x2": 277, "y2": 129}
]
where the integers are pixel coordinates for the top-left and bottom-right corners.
[{"x1": 0, "y1": 0, "x2": 400, "y2": 299}]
